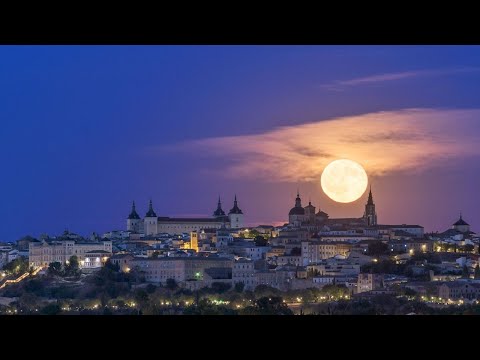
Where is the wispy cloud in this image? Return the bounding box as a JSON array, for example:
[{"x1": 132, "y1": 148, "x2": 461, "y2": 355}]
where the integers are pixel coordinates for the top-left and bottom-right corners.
[
  {"x1": 157, "y1": 108, "x2": 480, "y2": 183},
  {"x1": 321, "y1": 67, "x2": 480, "y2": 91}
]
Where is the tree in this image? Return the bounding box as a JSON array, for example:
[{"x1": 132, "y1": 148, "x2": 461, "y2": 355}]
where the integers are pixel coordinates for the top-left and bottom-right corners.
[
  {"x1": 254, "y1": 284, "x2": 281, "y2": 299},
  {"x1": 464, "y1": 244, "x2": 475, "y2": 253},
  {"x1": 146, "y1": 284, "x2": 157, "y2": 294},
  {"x1": 461, "y1": 265, "x2": 470, "y2": 279},
  {"x1": 17, "y1": 293, "x2": 40, "y2": 313},
  {"x1": 404, "y1": 287, "x2": 417, "y2": 296},
  {"x1": 24, "y1": 278, "x2": 46, "y2": 296},
  {"x1": 64, "y1": 256, "x2": 80, "y2": 277},
  {"x1": 134, "y1": 289, "x2": 149, "y2": 307},
  {"x1": 48, "y1": 262, "x2": 63, "y2": 277},
  {"x1": 253, "y1": 296, "x2": 293, "y2": 315},
  {"x1": 3, "y1": 258, "x2": 29, "y2": 275},
  {"x1": 234, "y1": 282, "x2": 245, "y2": 293},
  {"x1": 367, "y1": 241, "x2": 389, "y2": 256},
  {"x1": 210, "y1": 282, "x2": 231, "y2": 293},
  {"x1": 184, "y1": 299, "x2": 237, "y2": 315},
  {"x1": 105, "y1": 260, "x2": 120, "y2": 272},
  {"x1": 40, "y1": 303, "x2": 61, "y2": 315},
  {"x1": 321, "y1": 284, "x2": 350, "y2": 299},
  {"x1": 166, "y1": 278, "x2": 178, "y2": 290},
  {"x1": 474, "y1": 264, "x2": 480, "y2": 280},
  {"x1": 254, "y1": 236, "x2": 268, "y2": 247}
]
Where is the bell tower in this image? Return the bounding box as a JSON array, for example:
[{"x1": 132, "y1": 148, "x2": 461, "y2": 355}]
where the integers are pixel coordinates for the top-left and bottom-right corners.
[{"x1": 363, "y1": 186, "x2": 377, "y2": 226}]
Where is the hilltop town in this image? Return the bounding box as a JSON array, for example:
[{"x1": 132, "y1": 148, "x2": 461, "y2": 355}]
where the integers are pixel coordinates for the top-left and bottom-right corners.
[{"x1": 1, "y1": 190, "x2": 479, "y2": 315}]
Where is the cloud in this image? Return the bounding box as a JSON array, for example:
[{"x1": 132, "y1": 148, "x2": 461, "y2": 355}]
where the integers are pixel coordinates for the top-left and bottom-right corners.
[
  {"x1": 157, "y1": 108, "x2": 480, "y2": 183},
  {"x1": 321, "y1": 67, "x2": 480, "y2": 91}
]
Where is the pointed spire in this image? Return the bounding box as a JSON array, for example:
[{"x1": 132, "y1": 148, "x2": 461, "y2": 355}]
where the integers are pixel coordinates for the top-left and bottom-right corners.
[
  {"x1": 214, "y1": 196, "x2": 226, "y2": 217},
  {"x1": 367, "y1": 185, "x2": 374, "y2": 205},
  {"x1": 295, "y1": 189, "x2": 302, "y2": 208},
  {"x1": 229, "y1": 194, "x2": 243, "y2": 214},
  {"x1": 145, "y1": 199, "x2": 157, "y2": 217},
  {"x1": 128, "y1": 200, "x2": 140, "y2": 219}
]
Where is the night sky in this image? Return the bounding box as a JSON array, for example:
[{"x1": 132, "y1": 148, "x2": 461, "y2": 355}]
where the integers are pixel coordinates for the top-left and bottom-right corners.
[{"x1": 1, "y1": 45, "x2": 480, "y2": 242}]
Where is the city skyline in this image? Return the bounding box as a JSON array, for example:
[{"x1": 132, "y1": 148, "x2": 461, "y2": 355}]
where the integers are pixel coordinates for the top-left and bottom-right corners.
[{"x1": 2, "y1": 46, "x2": 480, "y2": 241}]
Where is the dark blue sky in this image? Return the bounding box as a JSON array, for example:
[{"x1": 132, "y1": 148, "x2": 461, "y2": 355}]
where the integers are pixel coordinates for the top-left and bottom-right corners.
[{"x1": 2, "y1": 46, "x2": 480, "y2": 241}]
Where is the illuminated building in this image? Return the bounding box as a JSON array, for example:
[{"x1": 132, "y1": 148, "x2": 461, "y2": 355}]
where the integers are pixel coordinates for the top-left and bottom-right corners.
[
  {"x1": 439, "y1": 281, "x2": 480, "y2": 301},
  {"x1": 301, "y1": 241, "x2": 353, "y2": 265},
  {"x1": 29, "y1": 240, "x2": 112, "y2": 268},
  {"x1": 357, "y1": 273, "x2": 384, "y2": 294},
  {"x1": 232, "y1": 259, "x2": 256, "y2": 290},
  {"x1": 131, "y1": 256, "x2": 232, "y2": 285},
  {"x1": 190, "y1": 231, "x2": 199, "y2": 252},
  {"x1": 126, "y1": 196, "x2": 244, "y2": 235}
]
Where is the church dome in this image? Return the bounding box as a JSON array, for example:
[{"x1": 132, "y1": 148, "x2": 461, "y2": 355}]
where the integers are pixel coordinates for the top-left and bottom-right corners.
[{"x1": 289, "y1": 207, "x2": 305, "y2": 215}]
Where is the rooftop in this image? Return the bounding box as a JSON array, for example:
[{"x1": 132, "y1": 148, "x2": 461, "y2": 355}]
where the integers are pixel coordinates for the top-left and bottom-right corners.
[
  {"x1": 376, "y1": 224, "x2": 424, "y2": 229},
  {"x1": 157, "y1": 217, "x2": 224, "y2": 223},
  {"x1": 132, "y1": 256, "x2": 232, "y2": 262},
  {"x1": 85, "y1": 250, "x2": 110, "y2": 254}
]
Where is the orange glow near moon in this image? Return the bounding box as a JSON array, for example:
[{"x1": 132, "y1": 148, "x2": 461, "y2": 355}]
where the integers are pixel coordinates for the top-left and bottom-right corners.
[{"x1": 321, "y1": 159, "x2": 368, "y2": 203}]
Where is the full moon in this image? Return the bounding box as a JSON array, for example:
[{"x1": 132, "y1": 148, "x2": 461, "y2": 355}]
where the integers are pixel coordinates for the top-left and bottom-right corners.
[{"x1": 321, "y1": 159, "x2": 368, "y2": 203}]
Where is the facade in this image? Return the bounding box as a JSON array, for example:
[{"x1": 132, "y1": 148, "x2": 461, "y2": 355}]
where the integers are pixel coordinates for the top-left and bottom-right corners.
[
  {"x1": 316, "y1": 234, "x2": 375, "y2": 243},
  {"x1": 301, "y1": 241, "x2": 353, "y2": 265},
  {"x1": 0, "y1": 249, "x2": 18, "y2": 268},
  {"x1": 83, "y1": 250, "x2": 110, "y2": 269},
  {"x1": 357, "y1": 273, "x2": 384, "y2": 294},
  {"x1": 439, "y1": 281, "x2": 480, "y2": 301},
  {"x1": 127, "y1": 197, "x2": 244, "y2": 235},
  {"x1": 388, "y1": 239, "x2": 434, "y2": 254},
  {"x1": 190, "y1": 231, "x2": 199, "y2": 252},
  {"x1": 273, "y1": 255, "x2": 302, "y2": 266},
  {"x1": 375, "y1": 225, "x2": 424, "y2": 238},
  {"x1": 131, "y1": 256, "x2": 233, "y2": 284},
  {"x1": 29, "y1": 240, "x2": 112, "y2": 268},
  {"x1": 110, "y1": 254, "x2": 134, "y2": 273},
  {"x1": 244, "y1": 246, "x2": 270, "y2": 260},
  {"x1": 307, "y1": 260, "x2": 360, "y2": 277},
  {"x1": 254, "y1": 269, "x2": 293, "y2": 291},
  {"x1": 232, "y1": 259, "x2": 256, "y2": 290},
  {"x1": 215, "y1": 227, "x2": 234, "y2": 248}
]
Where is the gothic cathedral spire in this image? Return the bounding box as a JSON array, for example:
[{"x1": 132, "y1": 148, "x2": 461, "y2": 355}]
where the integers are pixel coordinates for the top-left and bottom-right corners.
[{"x1": 364, "y1": 185, "x2": 377, "y2": 226}]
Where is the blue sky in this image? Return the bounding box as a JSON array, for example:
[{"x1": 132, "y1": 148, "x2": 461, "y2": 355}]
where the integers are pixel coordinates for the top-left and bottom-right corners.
[{"x1": 1, "y1": 45, "x2": 480, "y2": 241}]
